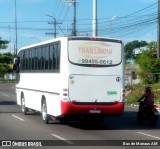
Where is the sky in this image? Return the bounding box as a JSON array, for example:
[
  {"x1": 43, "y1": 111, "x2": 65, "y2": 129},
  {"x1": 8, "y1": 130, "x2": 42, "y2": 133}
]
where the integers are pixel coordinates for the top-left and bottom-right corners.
[{"x1": 0, "y1": 0, "x2": 158, "y2": 54}]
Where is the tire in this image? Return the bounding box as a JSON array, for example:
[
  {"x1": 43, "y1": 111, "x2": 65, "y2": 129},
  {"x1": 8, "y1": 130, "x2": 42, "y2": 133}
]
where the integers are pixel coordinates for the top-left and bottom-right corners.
[
  {"x1": 21, "y1": 96, "x2": 28, "y2": 115},
  {"x1": 41, "y1": 100, "x2": 50, "y2": 124},
  {"x1": 137, "y1": 111, "x2": 143, "y2": 124}
]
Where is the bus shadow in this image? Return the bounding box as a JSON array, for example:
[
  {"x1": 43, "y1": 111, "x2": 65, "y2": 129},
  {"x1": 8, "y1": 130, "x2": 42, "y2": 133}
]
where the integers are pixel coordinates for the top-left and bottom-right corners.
[
  {"x1": 0, "y1": 111, "x2": 21, "y2": 114},
  {"x1": 63, "y1": 111, "x2": 160, "y2": 130},
  {"x1": 0, "y1": 101, "x2": 17, "y2": 105}
]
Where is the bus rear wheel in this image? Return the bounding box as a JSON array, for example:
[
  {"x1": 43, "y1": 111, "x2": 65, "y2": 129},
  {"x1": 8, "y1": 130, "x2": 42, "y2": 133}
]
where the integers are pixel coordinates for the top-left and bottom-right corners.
[
  {"x1": 41, "y1": 100, "x2": 50, "y2": 124},
  {"x1": 21, "y1": 96, "x2": 28, "y2": 115}
]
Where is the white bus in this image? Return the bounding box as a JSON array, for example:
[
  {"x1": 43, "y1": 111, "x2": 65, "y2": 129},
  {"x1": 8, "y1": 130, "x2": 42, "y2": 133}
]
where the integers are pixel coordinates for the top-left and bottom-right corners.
[{"x1": 14, "y1": 36, "x2": 125, "y2": 123}]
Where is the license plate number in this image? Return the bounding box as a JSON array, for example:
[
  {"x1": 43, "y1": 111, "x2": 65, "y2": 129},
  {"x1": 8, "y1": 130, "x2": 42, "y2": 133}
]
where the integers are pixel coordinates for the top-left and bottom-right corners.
[{"x1": 90, "y1": 109, "x2": 101, "y2": 113}]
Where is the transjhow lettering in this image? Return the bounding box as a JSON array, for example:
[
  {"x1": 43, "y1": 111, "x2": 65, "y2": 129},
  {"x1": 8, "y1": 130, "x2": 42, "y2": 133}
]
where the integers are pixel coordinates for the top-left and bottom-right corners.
[{"x1": 79, "y1": 47, "x2": 112, "y2": 55}]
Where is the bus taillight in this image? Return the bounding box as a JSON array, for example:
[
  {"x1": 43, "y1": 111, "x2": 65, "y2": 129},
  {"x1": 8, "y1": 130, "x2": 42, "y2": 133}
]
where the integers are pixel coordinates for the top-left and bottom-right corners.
[
  {"x1": 122, "y1": 89, "x2": 125, "y2": 101},
  {"x1": 62, "y1": 88, "x2": 70, "y2": 102},
  {"x1": 122, "y1": 89, "x2": 125, "y2": 96},
  {"x1": 63, "y1": 88, "x2": 68, "y2": 92},
  {"x1": 63, "y1": 88, "x2": 68, "y2": 96}
]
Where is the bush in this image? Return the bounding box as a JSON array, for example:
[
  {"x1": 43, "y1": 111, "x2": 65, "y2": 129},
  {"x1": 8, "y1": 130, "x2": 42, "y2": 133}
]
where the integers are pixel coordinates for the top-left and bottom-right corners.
[
  {"x1": 125, "y1": 83, "x2": 160, "y2": 105},
  {"x1": 125, "y1": 84, "x2": 144, "y2": 105}
]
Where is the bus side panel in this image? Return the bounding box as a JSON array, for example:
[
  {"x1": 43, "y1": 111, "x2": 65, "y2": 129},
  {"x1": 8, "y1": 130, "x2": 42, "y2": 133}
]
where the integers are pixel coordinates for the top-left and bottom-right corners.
[
  {"x1": 46, "y1": 39, "x2": 69, "y2": 117},
  {"x1": 46, "y1": 94, "x2": 61, "y2": 117},
  {"x1": 16, "y1": 89, "x2": 21, "y2": 105}
]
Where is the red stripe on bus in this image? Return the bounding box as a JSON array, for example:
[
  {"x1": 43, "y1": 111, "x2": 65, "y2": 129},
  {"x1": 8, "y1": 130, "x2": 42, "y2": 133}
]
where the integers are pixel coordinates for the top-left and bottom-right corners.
[{"x1": 61, "y1": 101, "x2": 124, "y2": 115}]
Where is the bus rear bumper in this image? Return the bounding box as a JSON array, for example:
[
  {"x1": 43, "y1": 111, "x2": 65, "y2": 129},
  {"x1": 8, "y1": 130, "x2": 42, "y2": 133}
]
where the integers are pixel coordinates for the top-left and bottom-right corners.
[{"x1": 61, "y1": 101, "x2": 124, "y2": 116}]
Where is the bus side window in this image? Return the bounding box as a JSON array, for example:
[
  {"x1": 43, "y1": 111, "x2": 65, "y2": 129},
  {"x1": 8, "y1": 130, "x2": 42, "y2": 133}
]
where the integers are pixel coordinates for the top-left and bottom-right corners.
[
  {"x1": 54, "y1": 44, "x2": 58, "y2": 69},
  {"x1": 48, "y1": 45, "x2": 52, "y2": 70},
  {"x1": 31, "y1": 49, "x2": 35, "y2": 71},
  {"x1": 13, "y1": 56, "x2": 20, "y2": 73},
  {"x1": 28, "y1": 50, "x2": 31, "y2": 71},
  {"x1": 57, "y1": 42, "x2": 60, "y2": 70},
  {"x1": 22, "y1": 51, "x2": 25, "y2": 71},
  {"x1": 17, "y1": 51, "x2": 22, "y2": 71},
  {"x1": 45, "y1": 46, "x2": 49, "y2": 70},
  {"x1": 49, "y1": 46, "x2": 51, "y2": 69},
  {"x1": 35, "y1": 48, "x2": 38, "y2": 71},
  {"x1": 49, "y1": 44, "x2": 56, "y2": 70},
  {"x1": 41, "y1": 47, "x2": 45, "y2": 70},
  {"x1": 25, "y1": 51, "x2": 27, "y2": 71},
  {"x1": 38, "y1": 47, "x2": 42, "y2": 70},
  {"x1": 53, "y1": 44, "x2": 56, "y2": 69}
]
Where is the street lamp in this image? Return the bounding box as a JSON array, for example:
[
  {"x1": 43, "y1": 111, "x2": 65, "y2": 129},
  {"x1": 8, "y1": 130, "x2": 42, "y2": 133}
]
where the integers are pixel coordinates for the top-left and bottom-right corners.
[
  {"x1": 78, "y1": 32, "x2": 88, "y2": 36},
  {"x1": 45, "y1": 14, "x2": 57, "y2": 38},
  {"x1": 31, "y1": 37, "x2": 42, "y2": 42},
  {"x1": 45, "y1": 14, "x2": 64, "y2": 37},
  {"x1": 110, "y1": 16, "x2": 117, "y2": 37},
  {"x1": 111, "y1": 16, "x2": 117, "y2": 21}
]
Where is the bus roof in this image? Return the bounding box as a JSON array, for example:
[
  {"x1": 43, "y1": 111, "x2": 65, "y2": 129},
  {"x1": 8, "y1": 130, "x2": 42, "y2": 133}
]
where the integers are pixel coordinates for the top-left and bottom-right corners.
[
  {"x1": 18, "y1": 36, "x2": 67, "y2": 52},
  {"x1": 18, "y1": 36, "x2": 122, "y2": 52}
]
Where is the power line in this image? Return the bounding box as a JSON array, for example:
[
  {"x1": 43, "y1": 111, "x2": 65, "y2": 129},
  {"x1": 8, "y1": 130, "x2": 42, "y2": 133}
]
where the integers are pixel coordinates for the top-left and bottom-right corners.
[
  {"x1": 0, "y1": 1, "x2": 157, "y2": 40},
  {"x1": 0, "y1": 13, "x2": 156, "y2": 31}
]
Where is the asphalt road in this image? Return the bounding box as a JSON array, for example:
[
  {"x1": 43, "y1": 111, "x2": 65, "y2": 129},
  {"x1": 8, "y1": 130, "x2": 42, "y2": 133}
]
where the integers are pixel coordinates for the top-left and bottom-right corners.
[{"x1": 0, "y1": 83, "x2": 160, "y2": 149}]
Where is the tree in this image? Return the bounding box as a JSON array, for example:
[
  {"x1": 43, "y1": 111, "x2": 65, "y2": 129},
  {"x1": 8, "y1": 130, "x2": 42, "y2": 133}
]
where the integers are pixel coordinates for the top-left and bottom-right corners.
[
  {"x1": 0, "y1": 53, "x2": 13, "y2": 63},
  {"x1": 0, "y1": 37, "x2": 9, "y2": 49},
  {"x1": 0, "y1": 53, "x2": 14, "y2": 79},
  {"x1": 124, "y1": 40, "x2": 147, "y2": 63},
  {"x1": 0, "y1": 63, "x2": 8, "y2": 79},
  {"x1": 135, "y1": 41, "x2": 160, "y2": 83},
  {"x1": 0, "y1": 38, "x2": 12, "y2": 79}
]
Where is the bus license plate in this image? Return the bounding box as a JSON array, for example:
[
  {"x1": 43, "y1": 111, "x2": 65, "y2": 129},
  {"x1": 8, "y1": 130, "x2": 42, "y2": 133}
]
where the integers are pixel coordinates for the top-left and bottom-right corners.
[{"x1": 90, "y1": 109, "x2": 101, "y2": 113}]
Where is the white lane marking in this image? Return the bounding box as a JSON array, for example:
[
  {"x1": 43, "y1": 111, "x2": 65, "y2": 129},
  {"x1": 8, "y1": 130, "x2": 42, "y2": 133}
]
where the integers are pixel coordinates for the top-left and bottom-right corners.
[
  {"x1": 51, "y1": 134, "x2": 74, "y2": 145},
  {"x1": 0, "y1": 93, "x2": 9, "y2": 97},
  {"x1": 137, "y1": 132, "x2": 160, "y2": 140},
  {"x1": 12, "y1": 115, "x2": 25, "y2": 121}
]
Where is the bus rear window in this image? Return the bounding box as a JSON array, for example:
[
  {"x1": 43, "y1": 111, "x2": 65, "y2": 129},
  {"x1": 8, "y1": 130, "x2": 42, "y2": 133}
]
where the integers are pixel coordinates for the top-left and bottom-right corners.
[{"x1": 68, "y1": 40, "x2": 122, "y2": 67}]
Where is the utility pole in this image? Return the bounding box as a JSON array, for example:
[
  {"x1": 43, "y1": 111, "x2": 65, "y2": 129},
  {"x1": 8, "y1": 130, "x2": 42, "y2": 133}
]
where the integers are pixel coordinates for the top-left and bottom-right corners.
[
  {"x1": 8, "y1": 26, "x2": 12, "y2": 53},
  {"x1": 72, "y1": 1, "x2": 77, "y2": 36},
  {"x1": 14, "y1": 0, "x2": 17, "y2": 56},
  {"x1": 62, "y1": 0, "x2": 78, "y2": 36},
  {"x1": 45, "y1": 14, "x2": 62, "y2": 38},
  {"x1": 48, "y1": 18, "x2": 58, "y2": 38},
  {"x1": 157, "y1": 0, "x2": 160, "y2": 59},
  {"x1": 93, "y1": 0, "x2": 97, "y2": 37}
]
